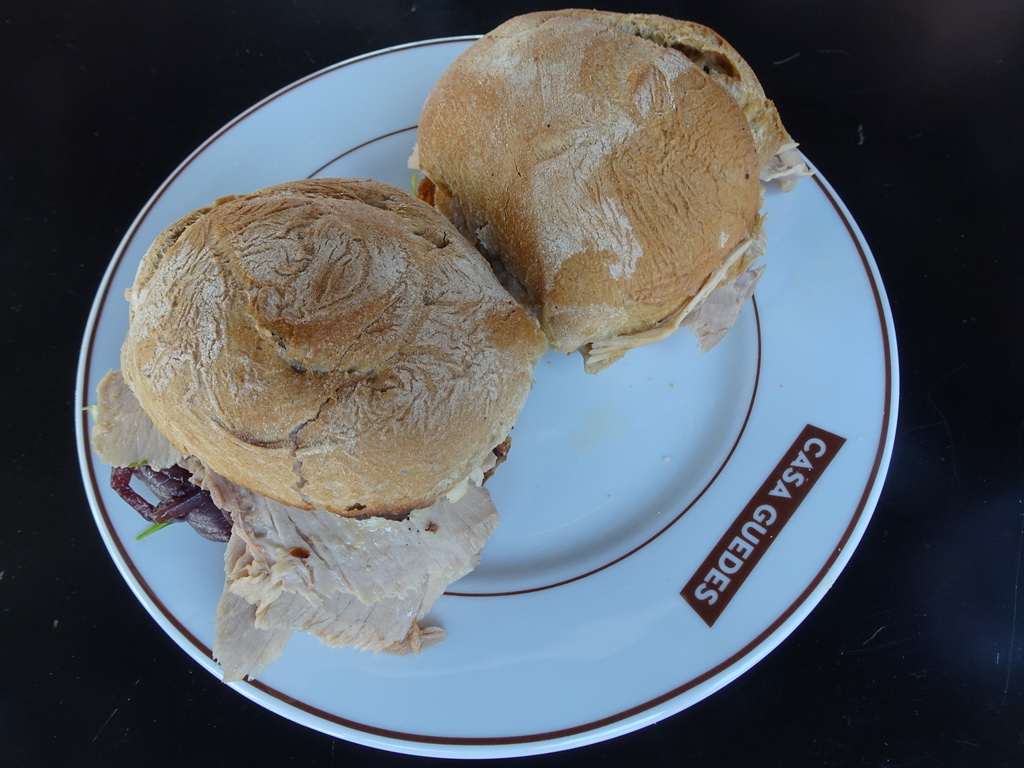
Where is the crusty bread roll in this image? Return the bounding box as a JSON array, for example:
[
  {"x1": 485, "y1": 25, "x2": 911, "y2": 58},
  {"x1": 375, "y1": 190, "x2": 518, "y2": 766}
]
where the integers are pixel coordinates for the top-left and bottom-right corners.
[
  {"x1": 120, "y1": 178, "x2": 545, "y2": 517},
  {"x1": 413, "y1": 10, "x2": 809, "y2": 371}
]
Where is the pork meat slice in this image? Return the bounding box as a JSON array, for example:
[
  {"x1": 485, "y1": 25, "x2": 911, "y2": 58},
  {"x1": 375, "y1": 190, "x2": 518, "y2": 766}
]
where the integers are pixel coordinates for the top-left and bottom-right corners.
[
  {"x1": 200, "y1": 469, "x2": 499, "y2": 681},
  {"x1": 681, "y1": 265, "x2": 764, "y2": 352},
  {"x1": 762, "y1": 141, "x2": 815, "y2": 191},
  {"x1": 90, "y1": 370, "x2": 499, "y2": 681},
  {"x1": 584, "y1": 218, "x2": 767, "y2": 371},
  {"x1": 214, "y1": 533, "x2": 294, "y2": 681},
  {"x1": 91, "y1": 370, "x2": 184, "y2": 470}
]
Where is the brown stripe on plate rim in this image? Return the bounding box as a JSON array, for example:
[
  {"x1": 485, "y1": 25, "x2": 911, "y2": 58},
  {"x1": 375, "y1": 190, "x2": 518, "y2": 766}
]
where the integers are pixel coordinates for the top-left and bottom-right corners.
[
  {"x1": 307, "y1": 125, "x2": 420, "y2": 178},
  {"x1": 77, "y1": 35, "x2": 894, "y2": 749}
]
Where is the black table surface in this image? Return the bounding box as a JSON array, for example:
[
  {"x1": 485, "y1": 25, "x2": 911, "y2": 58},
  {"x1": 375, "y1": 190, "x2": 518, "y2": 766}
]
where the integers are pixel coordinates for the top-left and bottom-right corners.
[{"x1": 4, "y1": 1, "x2": 1022, "y2": 765}]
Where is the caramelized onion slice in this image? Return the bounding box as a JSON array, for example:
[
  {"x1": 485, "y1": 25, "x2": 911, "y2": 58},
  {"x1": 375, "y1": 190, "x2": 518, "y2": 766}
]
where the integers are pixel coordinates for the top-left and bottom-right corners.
[{"x1": 109, "y1": 465, "x2": 231, "y2": 542}]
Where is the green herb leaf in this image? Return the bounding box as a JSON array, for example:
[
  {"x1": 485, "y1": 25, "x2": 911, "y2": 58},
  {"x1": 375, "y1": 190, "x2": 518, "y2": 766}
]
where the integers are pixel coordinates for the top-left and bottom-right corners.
[{"x1": 136, "y1": 521, "x2": 173, "y2": 541}]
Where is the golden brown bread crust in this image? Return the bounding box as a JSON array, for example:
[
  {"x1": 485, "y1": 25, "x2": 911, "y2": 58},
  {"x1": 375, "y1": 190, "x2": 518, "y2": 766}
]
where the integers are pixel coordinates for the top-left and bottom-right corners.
[
  {"x1": 120, "y1": 178, "x2": 545, "y2": 517},
  {"x1": 414, "y1": 10, "x2": 798, "y2": 368},
  {"x1": 586, "y1": 10, "x2": 799, "y2": 177}
]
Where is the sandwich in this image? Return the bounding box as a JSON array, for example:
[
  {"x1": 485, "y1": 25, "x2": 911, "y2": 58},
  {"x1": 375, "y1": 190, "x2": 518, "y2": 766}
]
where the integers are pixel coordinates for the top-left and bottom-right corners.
[
  {"x1": 411, "y1": 9, "x2": 812, "y2": 372},
  {"x1": 91, "y1": 178, "x2": 546, "y2": 680}
]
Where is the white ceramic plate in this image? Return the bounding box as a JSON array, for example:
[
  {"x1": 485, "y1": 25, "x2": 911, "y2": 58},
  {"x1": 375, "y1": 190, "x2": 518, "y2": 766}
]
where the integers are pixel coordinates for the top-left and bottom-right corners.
[{"x1": 75, "y1": 37, "x2": 898, "y2": 758}]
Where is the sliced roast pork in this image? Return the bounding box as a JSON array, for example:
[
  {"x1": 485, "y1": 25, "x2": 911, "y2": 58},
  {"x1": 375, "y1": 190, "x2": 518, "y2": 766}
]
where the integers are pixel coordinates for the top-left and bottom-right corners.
[
  {"x1": 91, "y1": 369, "x2": 501, "y2": 681},
  {"x1": 91, "y1": 370, "x2": 184, "y2": 471},
  {"x1": 199, "y1": 469, "x2": 498, "y2": 681}
]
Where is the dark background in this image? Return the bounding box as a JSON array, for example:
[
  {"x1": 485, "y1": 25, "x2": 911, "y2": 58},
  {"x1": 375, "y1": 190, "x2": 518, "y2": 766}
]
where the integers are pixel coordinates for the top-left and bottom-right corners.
[{"x1": 3, "y1": 0, "x2": 1023, "y2": 765}]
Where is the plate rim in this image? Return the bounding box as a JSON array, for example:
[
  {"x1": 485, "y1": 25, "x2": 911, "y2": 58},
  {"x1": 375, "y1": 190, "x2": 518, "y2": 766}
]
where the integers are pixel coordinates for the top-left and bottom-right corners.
[{"x1": 74, "y1": 36, "x2": 899, "y2": 758}]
